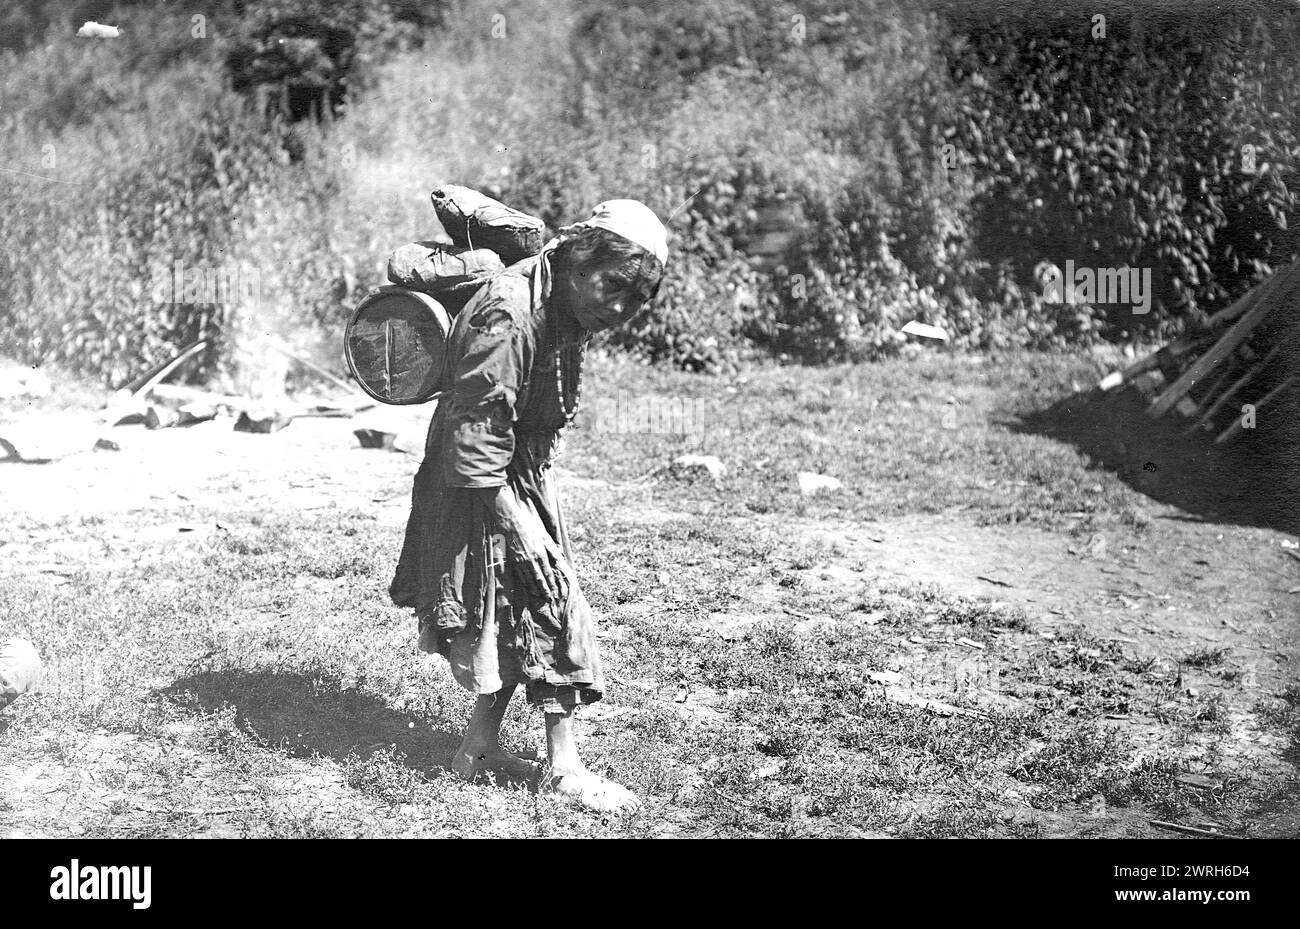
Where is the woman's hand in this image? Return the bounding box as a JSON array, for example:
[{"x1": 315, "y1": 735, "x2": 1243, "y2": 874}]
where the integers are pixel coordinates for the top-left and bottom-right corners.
[
  {"x1": 506, "y1": 522, "x2": 567, "y2": 603},
  {"x1": 480, "y1": 487, "x2": 567, "y2": 602}
]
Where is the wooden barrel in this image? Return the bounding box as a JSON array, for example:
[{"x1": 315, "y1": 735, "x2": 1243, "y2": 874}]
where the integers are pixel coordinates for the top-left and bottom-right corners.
[{"x1": 344, "y1": 286, "x2": 450, "y2": 405}]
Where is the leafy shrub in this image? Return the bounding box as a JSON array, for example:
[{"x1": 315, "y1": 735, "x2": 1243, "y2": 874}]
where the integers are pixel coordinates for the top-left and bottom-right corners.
[
  {"x1": 941, "y1": 0, "x2": 1300, "y2": 337},
  {"x1": 0, "y1": 27, "x2": 288, "y2": 383},
  {"x1": 6, "y1": 0, "x2": 1300, "y2": 381}
]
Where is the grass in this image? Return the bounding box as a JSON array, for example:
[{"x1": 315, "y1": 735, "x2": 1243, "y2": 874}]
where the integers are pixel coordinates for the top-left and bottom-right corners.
[
  {"x1": 0, "y1": 349, "x2": 1295, "y2": 837},
  {"x1": 564, "y1": 348, "x2": 1152, "y2": 530}
]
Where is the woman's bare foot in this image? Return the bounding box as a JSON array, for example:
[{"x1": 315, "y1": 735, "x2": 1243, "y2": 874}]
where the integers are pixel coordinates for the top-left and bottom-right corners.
[
  {"x1": 451, "y1": 688, "x2": 538, "y2": 783},
  {"x1": 452, "y1": 742, "x2": 542, "y2": 783},
  {"x1": 544, "y1": 767, "x2": 641, "y2": 813}
]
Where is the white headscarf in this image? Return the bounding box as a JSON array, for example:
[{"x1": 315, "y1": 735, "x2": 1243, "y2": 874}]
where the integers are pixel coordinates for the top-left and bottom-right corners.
[
  {"x1": 530, "y1": 198, "x2": 669, "y2": 308},
  {"x1": 570, "y1": 199, "x2": 669, "y2": 266}
]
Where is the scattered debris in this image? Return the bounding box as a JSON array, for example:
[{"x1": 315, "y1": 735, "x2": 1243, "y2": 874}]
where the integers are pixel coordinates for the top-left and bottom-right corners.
[
  {"x1": 580, "y1": 702, "x2": 638, "y2": 723},
  {"x1": 1149, "y1": 820, "x2": 1233, "y2": 838},
  {"x1": 143, "y1": 405, "x2": 180, "y2": 430},
  {"x1": 671, "y1": 454, "x2": 726, "y2": 480},
  {"x1": 697, "y1": 613, "x2": 763, "y2": 642},
  {"x1": 176, "y1": 403, "x2": 219, "y2": 426},
  {"x1": 354, "y1": 429, "x2": 396, "y2": 450},
  {"x1": 883, "y1": 686, "x2": 984, "y2": 718},
  {"x1": 900, "y1": 320, "x2": 949, "y2": 341},
  {"x1": 351, "y1": 406, "x2": 431, "y2": 455},
  {"x1": 607, "y1": 673, "x2": 653, "y2": 691},
  {"x1": 76, "y1": 21, "x2": 121, "y2": 38},
  {"x1": 865, "y1": 669, "x2": 903, "y2": 685},
  {"x1": 797, "y1": 471, "x2": 842, "y2": 495},
  {"x1": 94, "y1": 339, "x2": 374, "y2": 439},
  {"x1": 0, "y1": 414, "x2": 108, "y2": 462},
  {"x1": 234, "y1": 409, "x2": 293, "y2": 434}
]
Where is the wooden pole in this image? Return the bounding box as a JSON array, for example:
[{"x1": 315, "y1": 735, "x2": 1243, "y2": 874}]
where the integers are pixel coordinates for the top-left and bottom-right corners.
[
  {"x1": 262, "y1": 341, "x2": 362, "y2": 395},
  {"x1": 121, "y1": 338, "x2": 208, "y2": 395},
  {"x1": 1214, "y1": 374, "x2": 1297, "y2": 444},
  {"x1": 1187, "y1": 342, "x2": 1286, "y2": 434},
  {"x1": 1149, "y1": 262, "x2": 1300, "y2": 418},
  {"x1": 1202, "y1": 279, "x2": 1265, "y2": 329}
]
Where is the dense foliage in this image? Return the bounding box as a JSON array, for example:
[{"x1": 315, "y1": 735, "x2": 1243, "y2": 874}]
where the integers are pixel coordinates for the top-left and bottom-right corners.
[{"x1": 2, "y1": 0, "x2": 1298, "y2": 382}]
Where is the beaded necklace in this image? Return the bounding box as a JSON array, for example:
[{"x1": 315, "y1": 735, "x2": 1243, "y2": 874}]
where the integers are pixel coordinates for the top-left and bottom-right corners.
[{"x1": 551, "y1": 300, "x2": 587, "y2": 426}]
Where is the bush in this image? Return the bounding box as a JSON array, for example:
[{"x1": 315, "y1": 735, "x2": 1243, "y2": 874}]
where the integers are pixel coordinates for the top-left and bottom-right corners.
[
  {"x1": 6, "y1": 0, "x2": 1300, "y2": 382},
  {"x1": 941, "y1": 0, "x2": 1300, "y2": 337},
  {"x1": 0, "y1": 24, "x2": 287, "y2": 384}
]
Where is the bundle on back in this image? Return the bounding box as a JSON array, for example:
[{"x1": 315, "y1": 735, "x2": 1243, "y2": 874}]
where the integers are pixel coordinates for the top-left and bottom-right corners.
[
  {"x1": 348, "y1": 186, "x2": 547, "y2": 406},
  {"x1": 386, "y1": 243, "x2": 505, "y2": 313},
  {"x1": 429, "y1": 185, "x2": 545, "y2": 265}
]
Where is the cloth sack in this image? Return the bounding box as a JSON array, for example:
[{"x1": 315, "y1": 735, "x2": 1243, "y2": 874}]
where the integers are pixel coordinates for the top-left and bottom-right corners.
[
  {"x1": 430, "y1": 186, "x2": 545, "y2": 266},
  {"x1": 386, "y1": 242, "x2": 505, "y2": 313}
]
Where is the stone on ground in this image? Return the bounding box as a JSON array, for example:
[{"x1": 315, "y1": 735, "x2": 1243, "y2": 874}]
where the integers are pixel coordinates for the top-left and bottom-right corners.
[
  {"x1": 0, "y1": 638, "x2": 42, "y2": 708},
  {"x1": 797, "y1": 471, "x2": 842, "y2": 495},
  {"x1": 671, "y1": 454, "x2": 726, "y2": 480},
  {"x1": 234, "y1": 409, "x2": 293, "y2": 434}
]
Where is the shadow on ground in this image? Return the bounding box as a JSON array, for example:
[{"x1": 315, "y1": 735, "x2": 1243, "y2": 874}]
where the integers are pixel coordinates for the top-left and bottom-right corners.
[
  {"x1": 1015, "y1": 388, "x2": 1300, "y2": 533},
  {"x1": 160, "y1": 670, "x2": 463, "y2": 775}
]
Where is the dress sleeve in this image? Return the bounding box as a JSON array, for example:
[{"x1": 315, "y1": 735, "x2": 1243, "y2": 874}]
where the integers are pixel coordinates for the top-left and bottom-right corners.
[{"x1": 441, "y1": 281, "x2": 532, "y2": 488}]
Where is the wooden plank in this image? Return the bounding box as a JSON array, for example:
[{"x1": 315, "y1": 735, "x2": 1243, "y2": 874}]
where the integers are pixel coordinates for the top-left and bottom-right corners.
[
  {"x1": 1181, "y1": 353, "x2": 1242, "y2": 432},
  {"x1": 121, "y1": 338, "x2": 208, "y2": 396},
  {"x1": 1202, "y1": 279, "x2": 1265, "y2": 329},
  {"x1": 1214, "y1": 374, "x2": 1297, "y2": 444},
  {"x1": 1099, "y1": 332, "x2": 1213, "y2": 391},
  {"x1": 1187, "y1": 342, "x2": 1285, "y2": 434},
  {"x1": 1149, "y1": 263, "x2": 1299, "y2": 418}
]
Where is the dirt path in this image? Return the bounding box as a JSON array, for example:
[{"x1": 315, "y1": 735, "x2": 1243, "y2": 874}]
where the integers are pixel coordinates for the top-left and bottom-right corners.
[
  {"x1": 2, "y1": 409, "x2": 1296, "y2": 836},
  {"x1": 791, "y1": 511, "x2": 1298, "y2": 693}
]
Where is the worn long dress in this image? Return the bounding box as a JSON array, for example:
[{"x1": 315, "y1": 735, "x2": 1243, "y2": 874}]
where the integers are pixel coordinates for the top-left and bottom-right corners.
[{"x1": 389, "y1": 256, "x2": 603, "y2": 713}]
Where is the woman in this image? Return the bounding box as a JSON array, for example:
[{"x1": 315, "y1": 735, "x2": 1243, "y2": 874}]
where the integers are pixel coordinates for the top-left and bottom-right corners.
[{"x1": 390, "y1": 199, "x2": 668, "y2": 813}]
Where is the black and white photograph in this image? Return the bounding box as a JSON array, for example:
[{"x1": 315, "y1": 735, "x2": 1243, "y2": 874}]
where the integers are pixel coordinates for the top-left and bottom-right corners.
[{"x1": 0, "y1": 0, "x2": 1296, "y2": 869}]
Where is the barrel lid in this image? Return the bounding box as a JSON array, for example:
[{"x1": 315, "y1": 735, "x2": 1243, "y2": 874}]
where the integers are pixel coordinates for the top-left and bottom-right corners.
[{"x1": 344, "y1": 286, "x2": 450, "y2": 405}]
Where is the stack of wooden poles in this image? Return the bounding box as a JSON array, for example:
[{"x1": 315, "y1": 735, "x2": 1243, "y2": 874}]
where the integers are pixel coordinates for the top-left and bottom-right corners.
[{"x1": 1096, "y1": 263, "x2": 1299, "y2": 444}]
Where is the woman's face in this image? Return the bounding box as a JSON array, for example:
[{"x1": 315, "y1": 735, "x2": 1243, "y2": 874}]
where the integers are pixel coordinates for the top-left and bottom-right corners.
[{"x1": 563, "y1": 240, "x2": 656, "y2": 332}]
